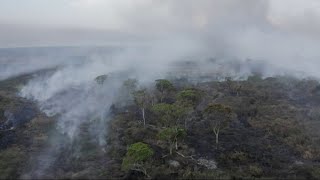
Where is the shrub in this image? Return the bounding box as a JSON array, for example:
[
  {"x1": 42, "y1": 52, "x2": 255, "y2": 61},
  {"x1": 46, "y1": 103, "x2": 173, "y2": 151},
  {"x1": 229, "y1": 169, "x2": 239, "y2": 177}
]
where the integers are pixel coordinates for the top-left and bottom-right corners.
[
  {"x1": 0, "y1": 147, "x2": 25, "y2": 179},
  {"x1": 248, "y1": 164, "x2": 263, "y2": 177}
]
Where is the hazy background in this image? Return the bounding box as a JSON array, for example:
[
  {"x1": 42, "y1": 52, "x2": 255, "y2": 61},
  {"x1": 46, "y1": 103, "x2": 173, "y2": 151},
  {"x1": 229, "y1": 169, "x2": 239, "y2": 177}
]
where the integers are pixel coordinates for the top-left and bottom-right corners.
[
  {"x1": 1, "y1": 0, "x2": 320, "y2": 79},
  {"x1": 0, "y1": 0, "x2": 320, "y2": 47}
]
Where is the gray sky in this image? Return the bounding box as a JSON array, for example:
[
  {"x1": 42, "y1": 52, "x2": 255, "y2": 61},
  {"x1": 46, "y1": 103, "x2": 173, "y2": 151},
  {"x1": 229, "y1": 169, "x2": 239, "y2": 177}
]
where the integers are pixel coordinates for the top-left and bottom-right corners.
[{"x1": 0, "y1": 0, "x2": 320, "y2": 47}]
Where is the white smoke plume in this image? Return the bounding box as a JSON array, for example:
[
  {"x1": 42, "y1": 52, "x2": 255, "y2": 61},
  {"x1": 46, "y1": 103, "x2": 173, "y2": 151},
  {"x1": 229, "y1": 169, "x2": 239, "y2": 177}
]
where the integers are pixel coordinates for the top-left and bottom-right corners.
[
  {"x1": 1, "y1": 0, "x2": 318, "y2": 144},
  {"x1": 0, "y1": 0, "x2": 320, "y2": 177},
  {"x1": 0, "y1": 0, "x2": 317, "y2": 146}
]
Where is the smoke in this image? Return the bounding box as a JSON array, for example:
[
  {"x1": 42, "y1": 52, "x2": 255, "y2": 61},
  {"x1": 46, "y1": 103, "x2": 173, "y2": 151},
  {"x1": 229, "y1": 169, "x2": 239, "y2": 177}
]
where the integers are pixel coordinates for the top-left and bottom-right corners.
[
  {"x1": 92, "y1": 0, "x2": 320, "y2": 78},
  {"x1": 0, "y1": 0, "x2": 320, "y2": 177}
]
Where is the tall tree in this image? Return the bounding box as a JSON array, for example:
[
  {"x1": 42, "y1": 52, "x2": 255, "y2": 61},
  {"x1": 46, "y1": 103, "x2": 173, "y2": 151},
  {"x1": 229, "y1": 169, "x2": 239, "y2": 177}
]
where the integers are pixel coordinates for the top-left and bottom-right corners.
[
  {"x1": 155, "y1": 79, "x2": 174, "y2": 103},
  {"x1": 177, "y1": 89, "x2": 201, "y2": 107},
  {"x1": 224, "y1": 77, "x2": 241, "y2": 96},
  {"x1": 151, "y1": 103, "x2": 185, "y2": 127},
  {"x1": 95, "y1": 74, "x2": 108, "y2": 85},
  {"x1": 176, "y1": 89, "x2": 201, "y2": 128},
  {"x1": 116, "y1": 78, "x2": 138, "y2": 107},
  {"x1": 158, "y1": 127, "x2": 186, "y2": 155},
  {"x1": 123, "y1": 78, "x2": 138, "y2": 94},
  {"x1": 204, "y1": 104, "x2": 232, "y2": 146},
  {"x1": 133, "y1": 89, "x2": 150, "y2": 127}
]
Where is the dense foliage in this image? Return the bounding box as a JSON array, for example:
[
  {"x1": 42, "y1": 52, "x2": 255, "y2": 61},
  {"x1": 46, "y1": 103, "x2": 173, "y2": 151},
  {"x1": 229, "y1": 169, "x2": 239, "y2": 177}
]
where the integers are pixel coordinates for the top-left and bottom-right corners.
[
  {"x1": 106, "y1": 75, "x2": 320, "y2": 179},
  {"x1": 0, "y1": 73, "x2": 320, "y2": 179}
]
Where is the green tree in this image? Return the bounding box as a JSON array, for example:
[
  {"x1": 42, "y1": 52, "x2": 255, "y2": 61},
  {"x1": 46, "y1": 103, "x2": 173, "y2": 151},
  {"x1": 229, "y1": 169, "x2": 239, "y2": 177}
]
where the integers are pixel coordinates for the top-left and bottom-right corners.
[
  {"x1": 116, "y1": 79, "x2": 138, "y2": 107},
  {"x1": 123, "y1": 78, "x2": 138, "y2": 94},
  {"x1": 158, "y1": 127, "x2": 187, "y2": 155},
  {"x1": 224, "y1": 77, "x2": 241, "y2": 96},
  {"x1": 177, "y1": 89, "x2": 201, "y2": 107},
  {"x1": 122, "y1": 142, "x2": 154, "y2": 176},
  {"x1": 177, "y1": 89, "x2": 201, "y2": 128},
  {"x1": 204, "y1": 104, "x2": 232, "y2": 146},
  {"x1": 133, "y1": 89, "x2": 150, "y2": 127},
  {"x1": 95, "y1": 74, "x2": 108, "y2": 85},
  {"x1": 151, "y1": 103, "x2": 186, "y2": 127},
  {"x1": 155, "y1": 79, "x2": 174, "y2": 102}
]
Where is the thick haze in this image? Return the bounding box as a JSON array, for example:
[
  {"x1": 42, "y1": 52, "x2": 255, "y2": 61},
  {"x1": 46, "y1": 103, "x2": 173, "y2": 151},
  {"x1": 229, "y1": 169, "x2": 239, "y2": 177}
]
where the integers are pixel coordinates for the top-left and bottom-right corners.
[
  {"x1": 1, "y1": 1, "x2": 320, "y2": 177},
  {"x1": 0, "y1": 0, "x2": 319, "y2": 79},
  {"x1": 14, "y1": 0, "x2": 320, "y2": 139},
  {"x1": 0, "y1": 0, "x2": 320, "y2": 46}
]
